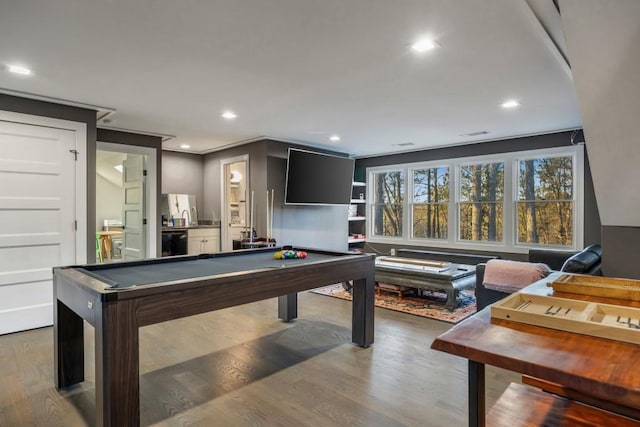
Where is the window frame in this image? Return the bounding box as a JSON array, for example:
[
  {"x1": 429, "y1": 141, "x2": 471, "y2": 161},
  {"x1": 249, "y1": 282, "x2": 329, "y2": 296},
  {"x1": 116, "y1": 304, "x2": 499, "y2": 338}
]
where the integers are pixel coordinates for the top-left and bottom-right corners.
[
  {"x1": 409, "y1": 164, "x2": 451, "y2": 241},
  {"x1": 369, "y1": 169, "x2": 406, "y2": 239},
  {"x1": 366, "y1": 145, "x2": 584, "y2": 254}
]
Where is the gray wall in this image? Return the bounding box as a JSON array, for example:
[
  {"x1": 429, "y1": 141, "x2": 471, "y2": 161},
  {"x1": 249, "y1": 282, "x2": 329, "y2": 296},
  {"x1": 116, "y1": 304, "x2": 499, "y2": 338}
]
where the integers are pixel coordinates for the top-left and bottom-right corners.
[
  {"x1": 204, "y1": 139, "x2": 348, "y2": 251},
  {"x1": 203, "y1": 140, "x2": 268, "y2": 228},
  {"x1": 162, "y1": 150, "x2": 205, "y2": 219},
  {"x1": 356, "y1": 130, "x2": 601, "y2": 261}
]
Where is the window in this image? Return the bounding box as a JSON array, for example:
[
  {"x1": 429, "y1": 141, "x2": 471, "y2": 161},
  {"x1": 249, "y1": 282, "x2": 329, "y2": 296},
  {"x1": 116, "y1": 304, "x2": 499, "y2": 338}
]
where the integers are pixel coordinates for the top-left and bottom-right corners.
[
  {"x1": 366, "y1": 146, "x2": 583, "y2": 253},
  {"x1": 412, "y1": 166, "x2": 449, "y2": 239},
  {"x1": 516, "y1": 155, "x2": 574, "y2": 246},
  {"x1": 371, "y1": 170, "x2": 404, "y2": 237},
  {"x1": 458, "y1": 162, "x2": 504, "y2": 242}
]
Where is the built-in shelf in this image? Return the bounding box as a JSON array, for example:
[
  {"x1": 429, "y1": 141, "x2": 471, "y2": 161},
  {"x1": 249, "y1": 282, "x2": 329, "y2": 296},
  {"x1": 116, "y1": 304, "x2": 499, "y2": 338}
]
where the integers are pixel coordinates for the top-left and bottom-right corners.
[
  {"x1": 349, "y1": 174, "x2": 366, "y2": 250},
  {"x1": 348, "y1": 237, "x2": 366, "y2": 243}
]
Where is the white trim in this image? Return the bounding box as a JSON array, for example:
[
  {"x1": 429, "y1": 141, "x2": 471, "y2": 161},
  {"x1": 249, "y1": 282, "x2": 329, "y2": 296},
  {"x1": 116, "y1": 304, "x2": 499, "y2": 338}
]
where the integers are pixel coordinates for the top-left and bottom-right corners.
[
  {"x1": 0, "y1": 88, "x2": 115, "y2": 119},
  {"x1": 97, "y1": 141, "x2": 158, "y2": 258},
  {"x1": 366, "y1": 145, "x2": 584, "y2": 254},
  {"x1": 220, "y1": 154, "x2": 249, "y2": 251},
  {"x1": 0, "y1": 110, "x2": 87, "y2": 263}
]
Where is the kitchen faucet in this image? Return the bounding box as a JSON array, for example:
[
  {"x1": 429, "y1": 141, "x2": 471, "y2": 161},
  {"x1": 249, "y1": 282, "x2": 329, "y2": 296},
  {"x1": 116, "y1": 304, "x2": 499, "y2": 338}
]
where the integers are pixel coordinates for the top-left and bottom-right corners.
[{"x1": 181, "y1": 209, "x2": 191, "y2": 226}]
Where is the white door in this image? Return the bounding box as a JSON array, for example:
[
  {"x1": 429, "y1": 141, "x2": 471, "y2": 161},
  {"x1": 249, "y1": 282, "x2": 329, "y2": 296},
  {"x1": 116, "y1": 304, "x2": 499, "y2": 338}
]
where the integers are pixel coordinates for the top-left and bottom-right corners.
[
  {"x1": 122, "y1": 155, "x2": 145, "y2": 261},
  {"x1": 0, "y1": 120, "x2": 79, "y2": 334}
]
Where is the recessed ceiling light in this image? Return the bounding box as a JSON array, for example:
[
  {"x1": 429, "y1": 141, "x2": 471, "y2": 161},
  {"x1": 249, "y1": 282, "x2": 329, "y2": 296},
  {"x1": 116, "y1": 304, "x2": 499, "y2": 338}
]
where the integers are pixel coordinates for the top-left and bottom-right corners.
[
  {"x1": 7, "y1": 64, "x2": 32, "y2": 76},
  {"x1": 221, "y1": 111, "x2": 238, "y2": 120},
  {"x1": 180, "y1": 144, "x2": 191, "y2": 149},
  {"x1": 392, "y1": 142, "x2": 415, "y2": 147},
  {"x1": 501, "y1": 100, "x2": 520, "y2": 109},
  {"x1": 411, "y1": 38, "x2": 438, "y2": 53},
  {"x1": 113, "y1": 165, "x2": 123, "y2": 173},
  {"x1": 329, "y1": 135, "x2": 341, "y2": 142}
]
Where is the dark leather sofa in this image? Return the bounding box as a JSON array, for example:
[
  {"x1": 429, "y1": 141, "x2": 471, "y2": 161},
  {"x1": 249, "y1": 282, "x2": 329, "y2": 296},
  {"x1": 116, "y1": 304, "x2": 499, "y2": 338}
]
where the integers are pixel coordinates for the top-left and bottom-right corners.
[{"x1": 475, "y1": 244, "x2": 603, "y2": 311}]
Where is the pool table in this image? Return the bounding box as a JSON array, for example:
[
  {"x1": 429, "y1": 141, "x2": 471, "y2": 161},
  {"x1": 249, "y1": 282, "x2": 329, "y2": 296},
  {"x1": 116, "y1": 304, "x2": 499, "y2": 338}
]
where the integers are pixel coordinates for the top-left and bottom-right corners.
[{"x1": 53, "y1": 248, "x2": 375, "y2": 427}]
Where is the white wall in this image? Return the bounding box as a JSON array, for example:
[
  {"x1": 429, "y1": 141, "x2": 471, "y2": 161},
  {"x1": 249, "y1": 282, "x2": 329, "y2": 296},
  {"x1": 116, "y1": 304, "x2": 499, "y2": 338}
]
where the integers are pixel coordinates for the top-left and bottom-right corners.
[
  {"x1": 96, "y1": 174, "x2": 123, "y2": 231},
  {"x1": 277, "y1": 204, "x2": 348, "y2": 252}
]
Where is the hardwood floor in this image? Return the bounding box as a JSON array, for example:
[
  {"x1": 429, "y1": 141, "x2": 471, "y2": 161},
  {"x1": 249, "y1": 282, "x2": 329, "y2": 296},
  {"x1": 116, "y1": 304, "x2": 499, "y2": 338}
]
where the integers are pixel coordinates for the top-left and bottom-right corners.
[{"x1": 0, "y1": 291, "x2": 518, "y2": 426}]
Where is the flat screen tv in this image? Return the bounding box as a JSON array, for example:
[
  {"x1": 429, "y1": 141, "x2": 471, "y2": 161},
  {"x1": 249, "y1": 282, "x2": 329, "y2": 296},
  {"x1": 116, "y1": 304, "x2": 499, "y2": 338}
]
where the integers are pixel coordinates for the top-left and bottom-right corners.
[{"x1": 285, "y1": 148, "x2": 354, "y2": 205}]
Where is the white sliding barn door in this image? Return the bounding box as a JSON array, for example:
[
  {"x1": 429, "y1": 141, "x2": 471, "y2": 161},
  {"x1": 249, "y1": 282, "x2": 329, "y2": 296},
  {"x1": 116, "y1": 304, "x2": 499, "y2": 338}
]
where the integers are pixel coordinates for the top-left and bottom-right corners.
[
  {"x1": 122, "y1": 155, "x2": 146, "y2": 261},
  {"x1": 0, "y1": 119, "x2": 80, "y2": 335}
]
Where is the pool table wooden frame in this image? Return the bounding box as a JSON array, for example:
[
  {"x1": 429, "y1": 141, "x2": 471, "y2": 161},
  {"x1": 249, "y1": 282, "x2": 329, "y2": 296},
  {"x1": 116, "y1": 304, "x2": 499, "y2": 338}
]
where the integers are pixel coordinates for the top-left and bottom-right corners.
[{"x1": 53, "y1": 248, "x2": 375, "y2": 427}]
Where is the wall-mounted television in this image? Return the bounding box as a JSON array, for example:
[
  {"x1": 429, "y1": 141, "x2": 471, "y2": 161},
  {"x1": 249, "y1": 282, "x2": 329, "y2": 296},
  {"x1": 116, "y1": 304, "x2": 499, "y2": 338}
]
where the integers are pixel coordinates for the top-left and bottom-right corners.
[{"x1": 285, "y1": 148, "x2": 354, "y2": 205}]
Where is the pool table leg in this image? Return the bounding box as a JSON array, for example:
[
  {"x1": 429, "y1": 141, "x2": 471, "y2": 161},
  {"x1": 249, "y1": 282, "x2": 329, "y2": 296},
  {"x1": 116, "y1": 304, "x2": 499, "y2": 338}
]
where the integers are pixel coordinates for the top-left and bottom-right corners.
[
  {"x1": 54, "y1": 299, "x2": 84, "y2": 389},
  {"x1": 95, "y1": 299, "x2": 140, "y2": 427},
  {"x1": 351, "y1": 276, "x2": 375, "y2": 347},
  {"x1": 469, "y1": 359, "x2": 486, "y2": 427},
  {"x1": 278, "y1": 293, "x2": 298, "y2": 321}
]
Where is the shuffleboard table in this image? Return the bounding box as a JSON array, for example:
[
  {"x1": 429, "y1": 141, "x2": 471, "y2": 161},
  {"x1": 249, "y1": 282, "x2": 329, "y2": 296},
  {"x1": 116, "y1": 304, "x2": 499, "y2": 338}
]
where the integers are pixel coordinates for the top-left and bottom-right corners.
[
  {"x1": 431, "y1": 272, "x2": 640, "y2": 426},
  {"x1": 53, "y1": 248, "x2": 375, "y2": 427}
]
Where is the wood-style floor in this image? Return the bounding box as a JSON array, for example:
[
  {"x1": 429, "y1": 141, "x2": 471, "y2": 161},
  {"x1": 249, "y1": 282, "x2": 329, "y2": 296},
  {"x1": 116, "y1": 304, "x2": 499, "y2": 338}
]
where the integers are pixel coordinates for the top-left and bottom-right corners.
[{"x1": 0, "y1": 291, "x2": 519, "y2": 426}]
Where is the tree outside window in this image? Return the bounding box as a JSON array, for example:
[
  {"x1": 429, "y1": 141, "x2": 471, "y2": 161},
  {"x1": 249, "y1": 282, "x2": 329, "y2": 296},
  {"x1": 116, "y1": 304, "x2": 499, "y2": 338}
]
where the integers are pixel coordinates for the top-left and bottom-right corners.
[
  {"x1": 412, "y1": 166, "x2": 449, "y2": 239},
  {"x1": 459, "y1": 162, "x2": 504, "y2": 242},
  {"x1": 517, "y1": 156, "x2": 573, "y2": 246},
  {"x1": 372, "y1": 171, "x2": 404, "y2": 237}
]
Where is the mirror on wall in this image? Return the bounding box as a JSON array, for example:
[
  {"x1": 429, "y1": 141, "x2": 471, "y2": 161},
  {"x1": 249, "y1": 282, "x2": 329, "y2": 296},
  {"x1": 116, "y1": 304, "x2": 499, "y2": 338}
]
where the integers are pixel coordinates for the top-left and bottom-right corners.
[{"x1": 161, "y1": 193, "x2": 198, "y2": 227}]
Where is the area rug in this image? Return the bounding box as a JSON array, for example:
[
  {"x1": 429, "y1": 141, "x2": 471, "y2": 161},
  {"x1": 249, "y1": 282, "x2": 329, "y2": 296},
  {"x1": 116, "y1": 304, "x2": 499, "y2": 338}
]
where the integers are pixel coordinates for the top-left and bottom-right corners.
[{"x1": 310, "y1": 284, "x2": 477, "y2": 324}]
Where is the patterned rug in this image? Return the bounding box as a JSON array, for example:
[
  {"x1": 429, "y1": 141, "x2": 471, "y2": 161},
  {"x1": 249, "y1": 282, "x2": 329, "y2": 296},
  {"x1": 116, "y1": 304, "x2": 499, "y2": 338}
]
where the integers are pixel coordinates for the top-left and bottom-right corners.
[{"x1": 310, "y1": 284, "x2": 477, "y2": 324}]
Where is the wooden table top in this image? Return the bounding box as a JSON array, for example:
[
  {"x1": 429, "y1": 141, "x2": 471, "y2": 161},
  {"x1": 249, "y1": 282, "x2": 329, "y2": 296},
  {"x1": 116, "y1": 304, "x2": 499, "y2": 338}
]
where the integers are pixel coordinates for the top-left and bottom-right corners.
[{"x1": 431, "y1": 273, "x2": 640, "y2": 411}]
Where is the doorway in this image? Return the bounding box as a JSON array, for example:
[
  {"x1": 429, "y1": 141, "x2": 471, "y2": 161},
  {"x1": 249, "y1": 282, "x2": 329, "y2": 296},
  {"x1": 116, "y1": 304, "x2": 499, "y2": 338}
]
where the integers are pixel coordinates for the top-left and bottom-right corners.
[
  {"x1": 96, "y1": 142, "x2": 157, "y2": 261},
  {"x1": 220, "y1": 155, "x2": 249, "y2": 251},
  {"x1": 0, "y1": 111, "x2": 86, "y2": 335}
]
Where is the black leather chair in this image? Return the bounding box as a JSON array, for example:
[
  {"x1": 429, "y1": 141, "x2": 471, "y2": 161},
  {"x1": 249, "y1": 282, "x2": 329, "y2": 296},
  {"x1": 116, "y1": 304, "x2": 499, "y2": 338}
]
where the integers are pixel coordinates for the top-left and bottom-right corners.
[
  {"x1": 475, "y1": 244, "x2": 602, "y2": 311},
  {"x1": 560, "y1": 244, "x2": 602, "y2": 275}
]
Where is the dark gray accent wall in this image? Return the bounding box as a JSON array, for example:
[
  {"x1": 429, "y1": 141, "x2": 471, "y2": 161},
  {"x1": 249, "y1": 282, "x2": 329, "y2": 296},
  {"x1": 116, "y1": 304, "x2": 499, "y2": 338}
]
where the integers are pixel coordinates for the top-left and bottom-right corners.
[
  {"x1": 162, "y1": 150, "x2": 204, "y2": 219},
  {"x1": 356, "y1": 130, "x2": 601, "y2": 260},
  {"x1": 203, "y1": 140, "x2": 268, "y2": 230},
  {"x1": 97, "y1": 128, "x2": 163, "y2": 258},
  {"x1": 204, "y1": 139, "x2": 349, "y2": 250},
  {"x1": 1, "y1": 94, "x2": 97, "y2": 261}
]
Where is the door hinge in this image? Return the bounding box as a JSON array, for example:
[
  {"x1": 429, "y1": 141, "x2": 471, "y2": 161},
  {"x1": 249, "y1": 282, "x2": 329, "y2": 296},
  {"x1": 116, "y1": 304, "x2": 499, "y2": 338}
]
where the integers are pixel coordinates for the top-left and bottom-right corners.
[
  {"x1": 143, "y1": 218, "x2": 147, "y2": 225},
  {"x1": 143, "y1": 169, "x2": 147, "y2": 176},
  {"x1": 69, "y1": 149, "x2": 79, "y2": 161},
  {"x1": 74, "y1": 220, "x2": 78, "y2": 231}
]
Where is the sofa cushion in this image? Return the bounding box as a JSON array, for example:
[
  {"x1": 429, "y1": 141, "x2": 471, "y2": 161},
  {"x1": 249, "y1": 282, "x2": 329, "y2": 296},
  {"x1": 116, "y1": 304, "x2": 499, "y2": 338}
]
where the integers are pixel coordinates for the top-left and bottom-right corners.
[
  {"x1": 483, "y1": 259, "x2": 550, "y2": 294},
  {"x1": 528, "y1": 249, "x2": 576, "y2": 271},
  {"x1": 561, "y1": 244, "x2": 602, "y2": 273}
]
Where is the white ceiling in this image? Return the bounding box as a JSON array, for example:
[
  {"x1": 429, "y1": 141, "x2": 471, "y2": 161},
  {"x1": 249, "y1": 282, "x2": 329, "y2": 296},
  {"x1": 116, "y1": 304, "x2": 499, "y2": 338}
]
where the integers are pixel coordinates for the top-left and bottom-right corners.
[{"x1": 0, "y1": 0, "x2": 581, "y2": 157}]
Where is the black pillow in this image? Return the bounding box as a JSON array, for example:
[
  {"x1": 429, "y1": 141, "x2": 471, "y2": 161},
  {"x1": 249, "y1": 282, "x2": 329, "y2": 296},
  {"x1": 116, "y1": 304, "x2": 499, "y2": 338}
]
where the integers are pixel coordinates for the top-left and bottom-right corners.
[{"x1": 561, "y1": 244, "x2": 601, "y2": 273}]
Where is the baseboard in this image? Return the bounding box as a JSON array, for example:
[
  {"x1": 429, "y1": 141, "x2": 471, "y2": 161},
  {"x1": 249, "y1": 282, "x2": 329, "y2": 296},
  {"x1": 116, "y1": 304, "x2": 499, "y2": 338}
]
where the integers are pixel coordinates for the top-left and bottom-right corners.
[{"x1": 0, "y1": 303, "x2": 52, "y2": 335}]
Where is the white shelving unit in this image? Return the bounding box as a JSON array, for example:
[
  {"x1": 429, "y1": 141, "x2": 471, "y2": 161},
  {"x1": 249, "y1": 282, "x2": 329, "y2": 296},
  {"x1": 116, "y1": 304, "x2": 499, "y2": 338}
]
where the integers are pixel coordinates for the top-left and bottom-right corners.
[{"x1": 348, "y1": 181, "x2": 366, "y2": 253}]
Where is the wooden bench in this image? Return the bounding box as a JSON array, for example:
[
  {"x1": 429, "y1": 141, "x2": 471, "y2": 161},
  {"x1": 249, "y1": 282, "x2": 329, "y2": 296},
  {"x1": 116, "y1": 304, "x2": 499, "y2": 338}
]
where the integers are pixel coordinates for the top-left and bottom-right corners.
[
  {"x1": 487, "y1": 382, "x2": 639, "y2": 426},
  {"x1": 522, "y1": 375, "x2": 640, "y2": 422}
]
